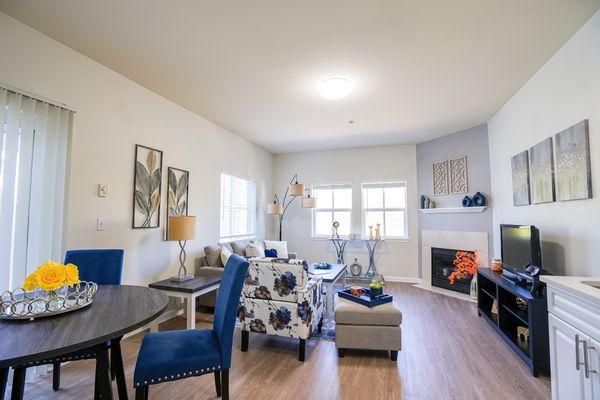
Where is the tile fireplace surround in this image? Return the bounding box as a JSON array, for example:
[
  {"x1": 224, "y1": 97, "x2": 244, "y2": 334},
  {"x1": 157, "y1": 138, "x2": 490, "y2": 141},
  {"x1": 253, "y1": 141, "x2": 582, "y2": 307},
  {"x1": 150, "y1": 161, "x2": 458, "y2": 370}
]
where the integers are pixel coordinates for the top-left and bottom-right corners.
[{"x1": 417, "y1": 230, "x2": 489, "y2": 301}]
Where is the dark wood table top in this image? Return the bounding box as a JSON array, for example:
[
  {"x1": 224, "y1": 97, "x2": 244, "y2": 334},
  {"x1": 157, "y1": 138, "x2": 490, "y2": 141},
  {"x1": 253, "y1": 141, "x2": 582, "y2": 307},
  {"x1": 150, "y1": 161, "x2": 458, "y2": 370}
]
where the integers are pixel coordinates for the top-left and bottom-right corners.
[
  {"x1": 0, "y1": 285, "x2": 168, "y2": 368},
  {"x1": 308, "y1": 263, "x2": 347, "y2": 282},
  {"x1": 149, "y1": 276, "x2": 221, "y2": 294}
]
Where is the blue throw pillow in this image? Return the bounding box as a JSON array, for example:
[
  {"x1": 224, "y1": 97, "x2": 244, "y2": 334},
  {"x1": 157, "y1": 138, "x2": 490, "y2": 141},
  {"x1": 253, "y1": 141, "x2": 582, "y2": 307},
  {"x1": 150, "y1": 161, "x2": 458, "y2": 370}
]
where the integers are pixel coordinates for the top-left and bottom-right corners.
[{"x1": 265, "y1": 248, "x2": 278, "y2": 258}]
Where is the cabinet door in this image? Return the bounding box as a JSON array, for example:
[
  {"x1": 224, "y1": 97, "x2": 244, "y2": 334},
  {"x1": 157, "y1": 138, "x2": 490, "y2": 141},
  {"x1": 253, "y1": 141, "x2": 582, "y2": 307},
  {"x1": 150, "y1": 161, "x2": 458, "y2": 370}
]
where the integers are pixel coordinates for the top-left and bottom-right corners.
[
  {"x1": 548, "y1": 314, "x2": 590, "y2": 400},
  {"x1": 586, "y1": 336, "x2": 600, "y2": 400}
]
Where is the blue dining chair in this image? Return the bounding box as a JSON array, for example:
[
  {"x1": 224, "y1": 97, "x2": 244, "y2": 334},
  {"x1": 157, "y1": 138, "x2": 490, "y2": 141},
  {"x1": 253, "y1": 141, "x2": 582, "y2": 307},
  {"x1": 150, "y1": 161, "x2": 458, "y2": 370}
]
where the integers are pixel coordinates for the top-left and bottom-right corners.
[
  {"x1": 11, "y1": 249, "x2": 126, "y2": 400},
  {"x1": 133, "y1": 254, "x2": 249, "y2": 400}
]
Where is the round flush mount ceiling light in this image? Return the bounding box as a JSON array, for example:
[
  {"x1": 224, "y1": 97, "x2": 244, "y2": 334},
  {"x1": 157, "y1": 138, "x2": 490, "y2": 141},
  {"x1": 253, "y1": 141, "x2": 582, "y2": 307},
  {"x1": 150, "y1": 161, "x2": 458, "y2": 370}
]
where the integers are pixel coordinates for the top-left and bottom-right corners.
[{"x1": 317, "y1": 77, "x2": 353, "y2": 100}]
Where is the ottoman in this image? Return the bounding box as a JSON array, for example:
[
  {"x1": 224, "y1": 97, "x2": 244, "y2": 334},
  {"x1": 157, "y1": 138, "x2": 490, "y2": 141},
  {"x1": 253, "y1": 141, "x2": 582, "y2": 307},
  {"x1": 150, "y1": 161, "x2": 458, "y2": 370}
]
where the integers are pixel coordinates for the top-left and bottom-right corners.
[{"x1": 334, "y1": 296, "x2": 402, "y2": 361}]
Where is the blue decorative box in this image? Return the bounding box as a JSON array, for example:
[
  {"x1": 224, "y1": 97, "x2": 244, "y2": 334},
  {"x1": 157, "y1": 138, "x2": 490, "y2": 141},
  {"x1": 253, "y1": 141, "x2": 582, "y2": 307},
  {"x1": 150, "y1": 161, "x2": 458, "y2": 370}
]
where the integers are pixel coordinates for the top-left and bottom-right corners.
[{"x1": 338, "y1": 288, "x2": 393, "y2": 308}]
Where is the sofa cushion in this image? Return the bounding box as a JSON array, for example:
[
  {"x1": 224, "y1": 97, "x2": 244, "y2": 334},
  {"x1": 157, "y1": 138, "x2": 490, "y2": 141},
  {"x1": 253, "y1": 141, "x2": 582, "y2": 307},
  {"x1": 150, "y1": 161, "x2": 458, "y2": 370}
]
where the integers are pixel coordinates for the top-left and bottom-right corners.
[
  {"x1": 246, "y1": 242, "x2": 265, "y2": 258},
  {"x1": 230, "y1": 240, "x2": 249, "y2": 256},
  {"x1": 334, "y1": 296, "x2": 402, "y2": 326},
  {"x1": 220, "y1": 246, "x2": 233, "y2": 266},
  {"x1": 204, "y1": 245, "x2": 223, "y2": 268}
]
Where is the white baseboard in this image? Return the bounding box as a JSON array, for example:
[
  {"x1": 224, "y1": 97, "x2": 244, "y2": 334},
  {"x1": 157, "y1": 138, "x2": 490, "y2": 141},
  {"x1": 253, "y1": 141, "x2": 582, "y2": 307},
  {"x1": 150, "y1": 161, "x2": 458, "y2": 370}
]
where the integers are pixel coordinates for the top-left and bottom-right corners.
[{"x1": 384, "y1": 276, "x2": 422, "y2": 284}]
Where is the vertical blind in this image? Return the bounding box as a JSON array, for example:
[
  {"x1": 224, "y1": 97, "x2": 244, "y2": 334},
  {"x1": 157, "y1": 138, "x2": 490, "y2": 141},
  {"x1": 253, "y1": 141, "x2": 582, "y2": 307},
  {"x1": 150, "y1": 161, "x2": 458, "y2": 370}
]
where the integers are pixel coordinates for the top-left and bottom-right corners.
[
  {"x1": 0, "y1": 88, "x2": 72, "y2": 291},
  {"x1": 219, "y1": 172, "x2": 256, "y2": 240}
]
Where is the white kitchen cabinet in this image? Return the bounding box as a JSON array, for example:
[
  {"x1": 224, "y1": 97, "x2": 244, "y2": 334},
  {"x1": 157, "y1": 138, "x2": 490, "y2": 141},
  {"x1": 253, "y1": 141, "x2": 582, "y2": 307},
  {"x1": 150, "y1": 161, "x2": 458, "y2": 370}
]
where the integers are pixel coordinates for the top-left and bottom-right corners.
[{"x1": 542, "y1": 276, "x2": 600, "y2": 400}]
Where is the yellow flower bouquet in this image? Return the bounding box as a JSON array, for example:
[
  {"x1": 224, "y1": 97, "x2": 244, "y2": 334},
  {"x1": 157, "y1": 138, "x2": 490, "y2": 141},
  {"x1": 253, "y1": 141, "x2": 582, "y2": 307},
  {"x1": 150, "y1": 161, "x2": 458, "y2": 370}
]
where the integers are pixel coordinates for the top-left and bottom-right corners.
[
  {"x1": 0, "y1": 261, "x2": 97, "y2": 320},
  {"x1": 23, "y1": 261, "x2": 81, "y2": 292}
]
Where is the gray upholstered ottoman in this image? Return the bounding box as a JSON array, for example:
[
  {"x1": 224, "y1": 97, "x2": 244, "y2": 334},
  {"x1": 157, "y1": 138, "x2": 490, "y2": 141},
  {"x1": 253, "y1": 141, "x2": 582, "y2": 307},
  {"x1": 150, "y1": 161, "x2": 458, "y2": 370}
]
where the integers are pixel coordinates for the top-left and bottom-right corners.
[{"x1": 334, "y1": 296, "x2": 402, "y2": 361}]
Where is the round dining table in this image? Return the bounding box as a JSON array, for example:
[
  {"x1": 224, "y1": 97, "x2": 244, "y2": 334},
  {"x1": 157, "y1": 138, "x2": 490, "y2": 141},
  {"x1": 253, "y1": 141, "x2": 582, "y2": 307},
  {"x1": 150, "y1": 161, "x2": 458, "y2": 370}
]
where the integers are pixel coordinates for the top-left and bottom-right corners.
[{"x1": 0, "y1": 285, "x2": 168, "y2": 400}]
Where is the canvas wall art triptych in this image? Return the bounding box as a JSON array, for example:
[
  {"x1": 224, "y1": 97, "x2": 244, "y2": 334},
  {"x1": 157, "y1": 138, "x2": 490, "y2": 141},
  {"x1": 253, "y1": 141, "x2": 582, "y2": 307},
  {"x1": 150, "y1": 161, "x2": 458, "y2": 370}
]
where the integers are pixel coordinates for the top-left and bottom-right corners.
[
  {"x1": 511, "y1": 120, "x2": 592, "y2": 206},
  {"x1": 132, "y1": 144, "x2": 190, "y2": 235}
]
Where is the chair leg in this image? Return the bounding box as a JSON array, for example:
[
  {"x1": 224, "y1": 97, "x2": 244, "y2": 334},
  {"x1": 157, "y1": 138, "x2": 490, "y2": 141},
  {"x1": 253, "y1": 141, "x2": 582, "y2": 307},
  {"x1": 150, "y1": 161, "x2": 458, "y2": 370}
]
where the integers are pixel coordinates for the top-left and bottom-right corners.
[
  {"x1": 241, "y1": 330, "x2": 249, "y2": 352},
  {"x1": 135, "y1": 386, "x2": 148, "y2": 400},
  {"x1": 111, "y1": 338, "x2": 128, "y2": 400},
  {"x1": 1, "y1": 368, "x2": 8, "y2": 400},
  {"x1": 298, "y1": 338, "x2": 306, "y2": 362},
  {"x1": 337, "y1": 348, "x2": 345, "y2": 358},
  {"x1": 110, "y1": 346, "x2": 116, "y2": 381},
  {"x1": 53, "y1": 363, "x2": 61, "y2": 391},
  {"x1": 390, "y1": 350, "x2": 398, "y2": 362},
  {"x1": 214, "y1": 370, "x2": 222, "y2": 397},
  {"x1": 221, "y1": 369, "x2": 229, "y2": 400},
  {"x1": 11, "y1": 367, "x2": 26, "y2": 400}
]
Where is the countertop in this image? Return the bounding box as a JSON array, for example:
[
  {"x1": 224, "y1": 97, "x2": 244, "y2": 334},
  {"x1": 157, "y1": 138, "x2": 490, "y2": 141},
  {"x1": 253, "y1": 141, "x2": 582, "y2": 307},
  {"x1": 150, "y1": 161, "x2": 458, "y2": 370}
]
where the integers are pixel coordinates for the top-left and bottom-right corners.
[{"x1": 541, "y1": 275, "x2": 600, "y2": 305}]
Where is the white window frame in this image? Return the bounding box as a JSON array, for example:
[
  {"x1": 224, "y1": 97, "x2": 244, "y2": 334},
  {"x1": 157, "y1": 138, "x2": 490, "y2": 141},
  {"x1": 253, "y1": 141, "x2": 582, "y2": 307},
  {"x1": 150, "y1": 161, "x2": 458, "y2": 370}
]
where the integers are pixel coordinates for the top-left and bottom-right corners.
[
  {"x1": 311, "y1": 183, "x2": 352, "y2": 239},
  {"x1": 219, "y1": 171, "x2": 257, "y2": 242},
  {"x1": 361, "y1": 181, "x2": 409, "y2": 240}
]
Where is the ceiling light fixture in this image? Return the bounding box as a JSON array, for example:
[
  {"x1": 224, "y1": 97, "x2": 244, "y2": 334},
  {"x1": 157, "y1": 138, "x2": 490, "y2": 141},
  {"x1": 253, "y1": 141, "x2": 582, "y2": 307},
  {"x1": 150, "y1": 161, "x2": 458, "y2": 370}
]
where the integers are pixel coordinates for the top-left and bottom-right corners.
[{"x1": 317, "y1": 77, "x2": 353, "y2": 100}]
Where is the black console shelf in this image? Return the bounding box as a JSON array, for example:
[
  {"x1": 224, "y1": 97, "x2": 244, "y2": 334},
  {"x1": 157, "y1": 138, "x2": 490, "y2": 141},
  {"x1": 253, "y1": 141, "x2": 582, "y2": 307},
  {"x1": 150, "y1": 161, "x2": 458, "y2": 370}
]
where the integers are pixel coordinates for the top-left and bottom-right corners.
[{"x1": 477, "y1": 268, "x2": 549, "y2": 377}]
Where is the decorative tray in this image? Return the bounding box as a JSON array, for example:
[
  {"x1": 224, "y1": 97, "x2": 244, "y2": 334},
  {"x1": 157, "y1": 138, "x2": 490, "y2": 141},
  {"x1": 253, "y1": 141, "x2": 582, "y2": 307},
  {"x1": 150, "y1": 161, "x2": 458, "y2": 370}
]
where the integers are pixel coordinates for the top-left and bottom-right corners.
[
  {"x1": 0, "y1": 281, "x2": 98, "y2": 320},
  {"x1": 313, "y1": 262, "x2": 333, "y2": 270},
  {"x1": 338, "y1": 288, "x2": 393, "y2": 308}
]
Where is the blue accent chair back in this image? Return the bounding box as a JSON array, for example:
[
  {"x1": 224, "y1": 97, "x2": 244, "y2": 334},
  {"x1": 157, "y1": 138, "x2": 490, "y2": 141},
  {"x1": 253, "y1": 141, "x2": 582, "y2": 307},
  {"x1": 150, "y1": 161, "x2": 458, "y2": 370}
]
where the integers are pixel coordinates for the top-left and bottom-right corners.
[
  {"x1": 213, "y1": 254, "x2": 249, "y2": 369},
  {"x1": 64, "y1": 249, "x2": 124, "y2": 285}
]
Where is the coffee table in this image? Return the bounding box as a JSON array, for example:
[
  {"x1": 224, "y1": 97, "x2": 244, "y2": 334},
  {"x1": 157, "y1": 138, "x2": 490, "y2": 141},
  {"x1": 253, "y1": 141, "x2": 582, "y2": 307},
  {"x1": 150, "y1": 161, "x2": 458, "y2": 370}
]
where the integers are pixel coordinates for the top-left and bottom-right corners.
[
  {"x1": 308, "y1": 263, "x2": 347, "y2": 316},
  {"x1": 149, "y1": 276, "x2": 220, "y2": 330}
]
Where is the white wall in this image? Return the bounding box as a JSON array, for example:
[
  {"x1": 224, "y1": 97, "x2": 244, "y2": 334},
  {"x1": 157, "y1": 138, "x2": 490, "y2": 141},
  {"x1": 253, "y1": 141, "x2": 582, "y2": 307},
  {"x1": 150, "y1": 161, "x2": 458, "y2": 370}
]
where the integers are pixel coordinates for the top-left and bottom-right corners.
[
  {"x1": 274, "y1": 145, "x2": 419, "y2": 280},
  {"x1": 488, "y1": 10, "x2": 600, "y2": 276},
  {"x1": 0, "y1": 12, "x2": 274, "y2": 286}
]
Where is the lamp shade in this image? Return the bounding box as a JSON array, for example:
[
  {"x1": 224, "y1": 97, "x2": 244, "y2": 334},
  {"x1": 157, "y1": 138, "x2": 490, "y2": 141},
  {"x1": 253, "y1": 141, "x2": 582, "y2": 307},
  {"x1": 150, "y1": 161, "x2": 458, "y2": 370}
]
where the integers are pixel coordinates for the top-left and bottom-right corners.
[
  {"x1": 302, "y1": 196, "x2": 316, "y2": 208},
  {"x1": 267, "y1": 202, "x2": 283, "y2": 215},
  {"x1": 168, "y1": 216, "x2": 196, "y2": 241},
  {"x1": 289, "y1": 182, "x2": 305, "y2": 196}
]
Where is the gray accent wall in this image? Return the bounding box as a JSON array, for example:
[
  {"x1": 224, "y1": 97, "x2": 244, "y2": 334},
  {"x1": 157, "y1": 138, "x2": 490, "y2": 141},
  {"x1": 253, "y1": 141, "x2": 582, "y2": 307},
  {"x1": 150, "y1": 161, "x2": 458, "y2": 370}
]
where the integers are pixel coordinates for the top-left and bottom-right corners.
[{"x1": 416, "y1": 124, "x2": 493, "y2": 277}]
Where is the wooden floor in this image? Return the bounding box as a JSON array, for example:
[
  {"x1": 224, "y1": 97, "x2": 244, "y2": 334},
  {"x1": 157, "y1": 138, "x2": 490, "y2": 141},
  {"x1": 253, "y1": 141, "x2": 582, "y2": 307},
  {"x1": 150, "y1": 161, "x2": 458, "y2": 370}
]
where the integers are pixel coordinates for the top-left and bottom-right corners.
[{"x1": 12, "y1": 283, "x2": 550, "y2": 400}]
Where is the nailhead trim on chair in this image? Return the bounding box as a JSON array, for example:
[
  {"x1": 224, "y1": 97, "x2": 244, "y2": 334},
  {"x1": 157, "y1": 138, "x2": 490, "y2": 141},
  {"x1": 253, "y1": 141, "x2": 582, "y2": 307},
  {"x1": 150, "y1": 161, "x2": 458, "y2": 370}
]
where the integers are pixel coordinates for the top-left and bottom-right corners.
[{"x1": 134, "y1": 365, "x2": 222, "y2": 387}]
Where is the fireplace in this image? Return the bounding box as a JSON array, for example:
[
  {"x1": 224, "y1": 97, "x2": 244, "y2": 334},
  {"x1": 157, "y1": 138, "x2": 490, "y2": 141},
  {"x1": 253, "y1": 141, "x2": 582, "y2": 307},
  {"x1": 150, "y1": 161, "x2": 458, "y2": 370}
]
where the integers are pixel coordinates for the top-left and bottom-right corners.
[{"x1": 431, "y1": 247, "x2": 473, "y2": 294}]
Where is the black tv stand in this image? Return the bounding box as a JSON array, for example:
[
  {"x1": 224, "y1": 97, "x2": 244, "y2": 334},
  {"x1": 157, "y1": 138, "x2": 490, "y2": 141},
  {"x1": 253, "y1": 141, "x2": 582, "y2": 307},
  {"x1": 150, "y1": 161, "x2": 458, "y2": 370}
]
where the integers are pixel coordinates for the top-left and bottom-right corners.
[{"x1": 477, "y1": 268, "x2": 549, "y2": 376}]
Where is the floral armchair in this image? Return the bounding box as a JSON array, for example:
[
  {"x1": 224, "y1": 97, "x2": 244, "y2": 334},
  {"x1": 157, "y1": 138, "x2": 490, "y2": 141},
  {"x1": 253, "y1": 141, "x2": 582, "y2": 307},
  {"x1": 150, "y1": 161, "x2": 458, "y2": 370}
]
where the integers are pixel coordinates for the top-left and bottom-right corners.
[{"x1": 238, "y1": 258, "x2": 324, "y2": 361}]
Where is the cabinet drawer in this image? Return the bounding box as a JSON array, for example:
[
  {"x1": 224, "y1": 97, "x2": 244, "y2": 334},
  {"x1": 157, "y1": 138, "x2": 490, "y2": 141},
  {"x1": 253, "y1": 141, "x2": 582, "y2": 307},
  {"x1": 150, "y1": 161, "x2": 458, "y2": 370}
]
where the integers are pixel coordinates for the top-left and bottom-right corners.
[{"x1": 548, "y1": 286, "x2": 600, "y2": 342}]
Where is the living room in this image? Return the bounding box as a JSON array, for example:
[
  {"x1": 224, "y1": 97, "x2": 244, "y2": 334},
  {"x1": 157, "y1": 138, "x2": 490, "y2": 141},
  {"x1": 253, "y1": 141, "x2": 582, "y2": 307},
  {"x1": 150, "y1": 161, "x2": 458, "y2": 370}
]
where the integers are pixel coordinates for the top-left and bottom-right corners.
[{"x1": 0, "y1": 1, "x2": 598, "y2": 399}]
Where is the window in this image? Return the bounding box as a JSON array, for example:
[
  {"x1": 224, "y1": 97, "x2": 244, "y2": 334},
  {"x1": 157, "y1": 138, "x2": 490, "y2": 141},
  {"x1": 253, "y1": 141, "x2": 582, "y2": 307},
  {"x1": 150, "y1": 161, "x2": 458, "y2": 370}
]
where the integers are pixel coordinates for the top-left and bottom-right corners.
[
  {"x1": 0, "y1": 88, "x2": 72, "y2": 291},
  {"x1": 220, "y1": 172, "x2": 256, "y2": 241},
  {"x1": 362, "y1": 182, "x2": 408, "y2": 239},
  {"x1": 311, "y1": 183, "x2": 352, "y2": 237}
]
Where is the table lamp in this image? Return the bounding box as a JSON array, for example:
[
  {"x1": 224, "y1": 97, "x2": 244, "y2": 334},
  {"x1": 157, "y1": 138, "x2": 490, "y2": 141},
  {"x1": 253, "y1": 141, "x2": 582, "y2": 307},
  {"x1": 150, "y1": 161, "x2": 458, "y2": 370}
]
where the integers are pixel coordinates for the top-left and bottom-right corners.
[{"x1": 168, "y1": 215, "x2": 196, "y2": 282}]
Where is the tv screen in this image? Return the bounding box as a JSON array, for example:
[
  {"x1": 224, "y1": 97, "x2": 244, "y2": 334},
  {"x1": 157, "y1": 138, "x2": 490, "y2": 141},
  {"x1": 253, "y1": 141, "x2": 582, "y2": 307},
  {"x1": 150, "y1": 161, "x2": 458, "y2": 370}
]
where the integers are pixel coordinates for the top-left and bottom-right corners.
[{"x1": 500, "y1": 225, "x2": 542, "y2": 271}]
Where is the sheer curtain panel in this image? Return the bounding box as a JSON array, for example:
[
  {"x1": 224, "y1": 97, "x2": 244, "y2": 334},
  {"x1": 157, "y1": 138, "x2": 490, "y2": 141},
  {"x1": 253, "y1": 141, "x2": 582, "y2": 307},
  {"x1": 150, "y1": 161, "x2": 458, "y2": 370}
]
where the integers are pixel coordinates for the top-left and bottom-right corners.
[{"x1": 0, "y1": 88, "x2": 71, "y2": 292}]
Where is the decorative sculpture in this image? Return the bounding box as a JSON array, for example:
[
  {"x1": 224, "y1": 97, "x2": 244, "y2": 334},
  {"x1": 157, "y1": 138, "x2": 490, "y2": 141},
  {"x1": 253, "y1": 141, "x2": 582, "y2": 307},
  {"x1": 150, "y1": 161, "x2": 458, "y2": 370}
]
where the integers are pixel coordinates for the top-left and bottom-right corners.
[
  {"x1": 375, "y1": 223, "x2": 381, "y2": 240},
  {"x1": 368, "y1": 225, "x2": 374, "y2": 240}
]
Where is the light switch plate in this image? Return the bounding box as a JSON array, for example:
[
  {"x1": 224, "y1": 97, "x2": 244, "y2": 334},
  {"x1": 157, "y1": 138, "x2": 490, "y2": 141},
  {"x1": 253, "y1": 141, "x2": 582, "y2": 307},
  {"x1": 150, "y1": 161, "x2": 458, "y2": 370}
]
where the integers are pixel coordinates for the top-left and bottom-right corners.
[
  {"x1": 96, "y1": 218, "x2": 106, "y2": 231},
  {"x1": 97, "y1": 184, "x2": 108, "y2": 197}
]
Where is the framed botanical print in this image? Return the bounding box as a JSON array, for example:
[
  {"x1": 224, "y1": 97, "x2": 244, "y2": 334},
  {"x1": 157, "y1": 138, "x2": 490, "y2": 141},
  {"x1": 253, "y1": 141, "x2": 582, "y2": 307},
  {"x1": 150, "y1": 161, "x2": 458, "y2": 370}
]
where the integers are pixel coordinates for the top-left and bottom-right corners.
[
  {"x1": 132, "y1": 144, "x2": 163, "y2": 228},
  {"x1": 166, "y1": 167, "x2": 190, "y2": 239}
]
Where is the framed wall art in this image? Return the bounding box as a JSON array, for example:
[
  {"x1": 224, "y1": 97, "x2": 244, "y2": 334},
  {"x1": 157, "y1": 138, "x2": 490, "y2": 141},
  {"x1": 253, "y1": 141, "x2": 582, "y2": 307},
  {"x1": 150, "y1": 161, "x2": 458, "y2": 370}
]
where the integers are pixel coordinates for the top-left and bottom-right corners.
[
  {"x1": 132, "y1": 144, "x2": 163, "y2": 228},
  {"x1": 166, "y1": 167, "x2": 190, "y2": 239}
]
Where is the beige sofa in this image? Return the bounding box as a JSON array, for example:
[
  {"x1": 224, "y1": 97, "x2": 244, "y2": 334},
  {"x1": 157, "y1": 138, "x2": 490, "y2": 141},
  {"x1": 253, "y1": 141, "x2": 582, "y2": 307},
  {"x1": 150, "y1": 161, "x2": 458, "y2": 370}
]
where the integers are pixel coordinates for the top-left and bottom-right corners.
[{"x1": 195, "y1": 239, "x2": 297, "y2": 307}]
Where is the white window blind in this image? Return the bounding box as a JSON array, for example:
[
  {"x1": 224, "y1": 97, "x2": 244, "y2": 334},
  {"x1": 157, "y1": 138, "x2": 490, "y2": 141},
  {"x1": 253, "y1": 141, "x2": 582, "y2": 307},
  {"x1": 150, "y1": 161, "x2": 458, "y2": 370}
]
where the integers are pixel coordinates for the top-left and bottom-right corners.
[
  {"x1": 312, "y1": 183, "x2": 352, "y2": 237},
  {"x1": 362, "y1": 181, "x2": 408, "y2": 239},
  {"x1": 220, "y1": 172, "x2": 256, "y2": 240},
  {"x1": 0, "y1": 88, "x2": 72, "y2": 291}
]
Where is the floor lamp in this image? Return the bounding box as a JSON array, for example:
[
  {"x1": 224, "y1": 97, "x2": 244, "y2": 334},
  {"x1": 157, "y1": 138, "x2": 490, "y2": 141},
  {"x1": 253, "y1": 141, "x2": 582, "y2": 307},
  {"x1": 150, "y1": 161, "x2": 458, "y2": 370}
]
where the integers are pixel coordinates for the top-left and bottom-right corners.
[{"x1": 267, "y1": 174, "x2": 316, "y2": 241}]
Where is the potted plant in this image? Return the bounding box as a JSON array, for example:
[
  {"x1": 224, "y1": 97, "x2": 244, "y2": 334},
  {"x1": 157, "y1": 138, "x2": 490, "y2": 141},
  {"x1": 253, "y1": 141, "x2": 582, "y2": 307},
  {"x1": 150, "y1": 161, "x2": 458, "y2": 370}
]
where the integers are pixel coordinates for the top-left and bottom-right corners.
[{"x1": 369, "y1": 275, "x2": 385, "y2": 298}]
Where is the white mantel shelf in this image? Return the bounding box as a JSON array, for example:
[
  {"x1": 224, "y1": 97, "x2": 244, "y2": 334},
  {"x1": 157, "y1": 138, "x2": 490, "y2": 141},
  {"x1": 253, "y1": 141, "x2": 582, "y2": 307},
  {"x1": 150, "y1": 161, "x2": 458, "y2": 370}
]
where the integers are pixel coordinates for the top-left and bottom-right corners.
[{"x1": 419, "y1": 206, "x2": 487, "y2": 214}]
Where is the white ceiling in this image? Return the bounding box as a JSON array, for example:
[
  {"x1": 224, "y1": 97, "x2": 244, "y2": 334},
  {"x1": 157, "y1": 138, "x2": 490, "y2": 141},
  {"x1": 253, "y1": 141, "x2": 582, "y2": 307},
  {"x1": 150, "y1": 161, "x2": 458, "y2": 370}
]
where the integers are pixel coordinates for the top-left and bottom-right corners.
[{"x1": 1, "y1": 1, "x2": 598, "y2": 154}]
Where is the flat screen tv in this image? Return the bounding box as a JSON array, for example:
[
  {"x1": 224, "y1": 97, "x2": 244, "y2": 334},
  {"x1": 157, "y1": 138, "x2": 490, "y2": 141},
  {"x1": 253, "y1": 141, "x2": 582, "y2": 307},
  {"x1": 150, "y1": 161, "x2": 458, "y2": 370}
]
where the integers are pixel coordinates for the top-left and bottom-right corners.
[{"x1": 500, "y1": 224, "x2": 542, "y2": 274}]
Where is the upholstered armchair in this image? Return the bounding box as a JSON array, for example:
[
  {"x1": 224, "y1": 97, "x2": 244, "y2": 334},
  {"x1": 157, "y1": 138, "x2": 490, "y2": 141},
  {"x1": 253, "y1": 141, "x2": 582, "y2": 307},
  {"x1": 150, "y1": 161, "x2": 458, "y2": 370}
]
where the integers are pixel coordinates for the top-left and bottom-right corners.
[{"x1": 238, "y1": 258, "x2": 324, "y2": 361}]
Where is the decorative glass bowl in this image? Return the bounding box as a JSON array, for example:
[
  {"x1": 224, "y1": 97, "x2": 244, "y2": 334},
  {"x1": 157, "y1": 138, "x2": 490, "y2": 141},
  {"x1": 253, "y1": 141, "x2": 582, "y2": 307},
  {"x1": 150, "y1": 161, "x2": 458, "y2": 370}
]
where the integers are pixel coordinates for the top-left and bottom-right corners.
[{"x1": 0, "y1": 281, "x2": 98, "y2": 320}]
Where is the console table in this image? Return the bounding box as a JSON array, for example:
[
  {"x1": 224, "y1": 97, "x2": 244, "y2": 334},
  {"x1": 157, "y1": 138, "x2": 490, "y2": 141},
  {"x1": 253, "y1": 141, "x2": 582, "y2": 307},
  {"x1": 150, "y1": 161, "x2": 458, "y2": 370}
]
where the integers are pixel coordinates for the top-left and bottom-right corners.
[{"x1": 329, "y1": 238, "x2": 383, "y2": 279}]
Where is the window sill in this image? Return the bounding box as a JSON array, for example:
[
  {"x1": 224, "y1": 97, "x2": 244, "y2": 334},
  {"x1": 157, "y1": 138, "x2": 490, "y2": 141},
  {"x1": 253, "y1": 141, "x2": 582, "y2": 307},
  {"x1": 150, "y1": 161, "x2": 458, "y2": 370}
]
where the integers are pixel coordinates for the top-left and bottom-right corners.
[
  {"x1": 310, "y1": 236, "x2": 410, "y2": 242},
  {"x1": 219, "y1": 235, "x2": 257, "y2": 244}
]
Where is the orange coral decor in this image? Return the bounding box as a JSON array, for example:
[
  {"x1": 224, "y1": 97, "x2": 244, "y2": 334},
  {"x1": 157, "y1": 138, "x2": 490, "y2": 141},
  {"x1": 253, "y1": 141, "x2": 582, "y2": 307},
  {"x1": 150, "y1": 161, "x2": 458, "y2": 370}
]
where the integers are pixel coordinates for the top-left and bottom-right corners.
[{"x1": 448, "y1": 251, "x2": 480, "y2": 284}]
